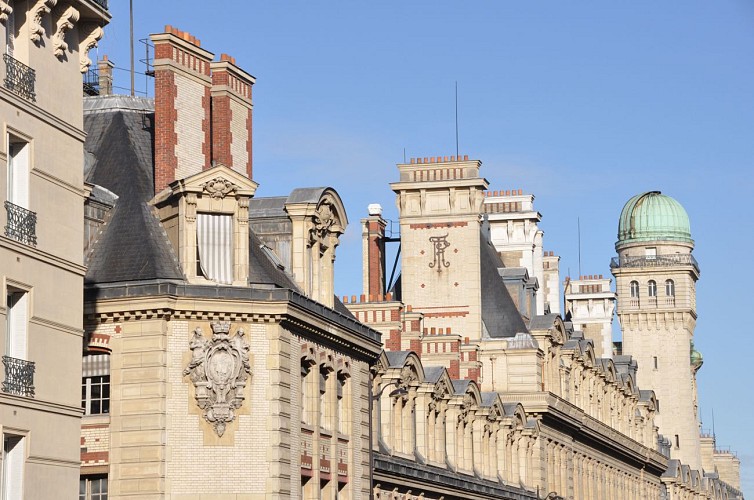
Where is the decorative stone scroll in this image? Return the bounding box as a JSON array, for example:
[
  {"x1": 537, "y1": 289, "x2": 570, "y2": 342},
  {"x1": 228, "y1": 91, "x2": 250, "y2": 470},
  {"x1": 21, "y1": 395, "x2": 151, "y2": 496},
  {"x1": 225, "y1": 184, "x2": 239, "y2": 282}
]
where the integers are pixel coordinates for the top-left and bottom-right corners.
[
  {"x1": 0, "y1": 1, "x2": 12, "y2": 24},
  {"x1": 309, "y1": 196, "x2": 344, "y2": 248},
  {"x1": 202, "y1": 177, "x2": 238, "y2": 199},
  {"x1": 29, "y1": 0, "x2": 57, "y2": 43},
  {"x1": 79, "y1": 23, "x2": 104, "y2": 73},
  {"x1": 52, "y1": 5, "x2": 79, "y2": 59},
  {"x1": 183, "y1": 321, "x2": 251, "y2": 436}
]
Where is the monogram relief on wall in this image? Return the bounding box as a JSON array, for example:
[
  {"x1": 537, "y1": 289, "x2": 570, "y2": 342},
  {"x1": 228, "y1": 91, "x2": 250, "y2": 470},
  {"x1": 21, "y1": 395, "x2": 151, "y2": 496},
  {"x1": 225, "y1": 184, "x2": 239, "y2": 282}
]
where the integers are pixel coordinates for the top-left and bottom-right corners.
[
  {"x1": 428, "y1": 234, "x2": 451, "y2": 271},
  {"x1": 184, "y1": 321, "x2": 251, "y2": 436}
]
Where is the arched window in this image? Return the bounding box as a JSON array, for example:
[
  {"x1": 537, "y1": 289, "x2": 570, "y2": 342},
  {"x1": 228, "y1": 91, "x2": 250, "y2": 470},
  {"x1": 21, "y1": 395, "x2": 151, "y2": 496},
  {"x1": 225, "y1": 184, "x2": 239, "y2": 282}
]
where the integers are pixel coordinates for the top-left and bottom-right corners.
[
  {"x1": 648, "y1": 280, "x2": 657, "y2": 297},
  {"x1": 629, "y1": 281, "x2": 639, "y2": 298},
  {"x1": 665, "y1": 279, "x2": 675, "y2": 297}
]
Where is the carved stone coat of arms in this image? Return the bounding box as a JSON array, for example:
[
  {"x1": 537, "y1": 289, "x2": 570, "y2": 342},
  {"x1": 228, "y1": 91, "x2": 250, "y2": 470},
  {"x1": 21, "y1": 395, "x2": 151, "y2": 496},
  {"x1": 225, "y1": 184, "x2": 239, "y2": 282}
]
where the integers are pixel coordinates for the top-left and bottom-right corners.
[{"x1": 183, "y1": 321, "x2": 251, "y2": 436}]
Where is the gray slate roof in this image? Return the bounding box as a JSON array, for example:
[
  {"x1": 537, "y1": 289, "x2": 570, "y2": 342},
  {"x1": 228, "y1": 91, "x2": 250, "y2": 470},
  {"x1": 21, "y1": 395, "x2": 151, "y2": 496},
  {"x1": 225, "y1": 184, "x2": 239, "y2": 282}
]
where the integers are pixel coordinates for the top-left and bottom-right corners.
[
  {"x1": 479, "y1": 231, "x2": 529, "y2": 338},
  {"x1": 84, "y1": 104, "x2": 184, "y2": 284}
]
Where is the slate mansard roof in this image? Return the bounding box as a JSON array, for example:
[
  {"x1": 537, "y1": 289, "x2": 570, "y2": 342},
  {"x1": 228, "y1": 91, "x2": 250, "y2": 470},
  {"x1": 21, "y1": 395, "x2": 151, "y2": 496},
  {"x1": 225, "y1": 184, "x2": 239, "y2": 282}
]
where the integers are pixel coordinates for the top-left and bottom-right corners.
[{"x1": 82, "y1": 96, "x2": 353, "y2": 320}]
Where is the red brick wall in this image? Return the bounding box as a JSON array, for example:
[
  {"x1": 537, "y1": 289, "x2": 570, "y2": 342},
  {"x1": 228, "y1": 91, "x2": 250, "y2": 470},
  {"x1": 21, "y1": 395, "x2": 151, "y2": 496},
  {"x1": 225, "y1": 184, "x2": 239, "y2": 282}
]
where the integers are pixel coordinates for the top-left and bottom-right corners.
[{"x1": 154, "y1": 68, "x2": 177, "y2": 193}]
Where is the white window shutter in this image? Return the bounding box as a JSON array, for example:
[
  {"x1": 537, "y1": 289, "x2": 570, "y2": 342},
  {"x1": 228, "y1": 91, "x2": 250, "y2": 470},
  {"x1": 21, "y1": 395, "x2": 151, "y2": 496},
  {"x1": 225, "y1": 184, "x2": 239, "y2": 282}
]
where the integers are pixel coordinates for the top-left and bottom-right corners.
[{"x1": 197, "y1": 214, "x2": 233, "y2": 285}]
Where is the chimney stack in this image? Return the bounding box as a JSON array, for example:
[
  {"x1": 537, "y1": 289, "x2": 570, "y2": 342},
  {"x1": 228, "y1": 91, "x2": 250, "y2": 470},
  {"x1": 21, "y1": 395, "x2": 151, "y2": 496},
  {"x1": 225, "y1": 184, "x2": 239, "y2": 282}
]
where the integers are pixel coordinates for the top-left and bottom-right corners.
[
  {"x1": 150, "y1": 26, "x2": 214, "y2": 193},
  {"x1": 362, "y1": 204, "x2": 387, "y2": 299},
  {"x1": 97, "y1": 56, "x2": 114, "y2": 96},
  {"x1": 209, "y1": 53, "x2": 255, "y2": 179}
]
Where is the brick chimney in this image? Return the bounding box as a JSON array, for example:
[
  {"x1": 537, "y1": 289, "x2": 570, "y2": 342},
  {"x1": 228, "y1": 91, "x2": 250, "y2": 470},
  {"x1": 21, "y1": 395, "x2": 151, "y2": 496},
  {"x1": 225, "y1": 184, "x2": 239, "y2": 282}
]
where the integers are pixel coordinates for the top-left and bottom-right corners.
[
  {"x1": 209, "y1": 53, "x2": 255, "y2": 179},
  {"x1": 362, "y1": 204, "x2": 387, "y2": 298},
  {"x1": 150, "y1": 26, "x2": 214, "y2": 193},
  {"x1": 97, "y1": 55, "x2": 113, "y2": 96}
]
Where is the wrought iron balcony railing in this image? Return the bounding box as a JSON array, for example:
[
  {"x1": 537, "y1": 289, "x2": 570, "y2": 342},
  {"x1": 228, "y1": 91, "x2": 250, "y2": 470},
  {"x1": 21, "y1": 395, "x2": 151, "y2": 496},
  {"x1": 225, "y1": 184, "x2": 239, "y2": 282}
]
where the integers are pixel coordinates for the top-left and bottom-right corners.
[
  {"x1": 88, "y1": 0, "x2": 109, "y2": 10},
  {"x1": 610, "y1": 253, "x2": 699, "y2": 273},
  {"x1": 5, "y1": 201, "x2": 37, "y2": 246},
  {"x1": 2, "y1": 355, "x2": 35, "y2": 397},
  {"x1": 3, "y1": 54, "x2": 36, "y2": 102}
]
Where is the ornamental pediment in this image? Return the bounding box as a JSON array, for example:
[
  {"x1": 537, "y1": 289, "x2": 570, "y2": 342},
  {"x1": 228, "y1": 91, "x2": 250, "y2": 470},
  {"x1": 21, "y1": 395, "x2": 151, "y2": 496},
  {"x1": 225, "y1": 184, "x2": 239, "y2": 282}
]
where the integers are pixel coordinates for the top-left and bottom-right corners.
[{"x1": 156, "y1": 164, "x2": 258, "y2": 203}]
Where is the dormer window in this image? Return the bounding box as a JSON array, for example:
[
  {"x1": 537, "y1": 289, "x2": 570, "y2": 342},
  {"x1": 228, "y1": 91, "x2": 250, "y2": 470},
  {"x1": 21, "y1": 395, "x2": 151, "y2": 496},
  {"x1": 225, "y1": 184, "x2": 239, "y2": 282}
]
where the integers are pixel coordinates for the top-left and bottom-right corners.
[{"x1": 196, "y1": 213, "x2": 234, "y2": 284}]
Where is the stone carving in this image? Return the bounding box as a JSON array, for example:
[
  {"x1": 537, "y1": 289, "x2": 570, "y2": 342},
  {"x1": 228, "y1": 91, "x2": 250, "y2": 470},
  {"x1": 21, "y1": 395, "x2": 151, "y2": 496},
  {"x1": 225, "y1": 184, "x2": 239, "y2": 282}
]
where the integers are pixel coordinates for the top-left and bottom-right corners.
[
  {"x1": 183, "y1": 322, "x2": 251, "y2": 436},
  {"x1": 79, "y1": 23, "x2": 104, "y2": 73},
  {"x1": 428, "y1": 234, "x2": 451, "y2": 270},
  {"x1": 52, "y1": 5, "x2": 79, "y2": 59},
  {"x1": 29, "y1": 0, "x2": 56, "y2": 43},
  {"x1": 202, "y1": 177, "x2": 238, "y2": 199},
  {"x1": 0, "y1": 1, "x2": 12, "y2": 24},
  {"x1": 310, "y1": 198, "x2": 344, "y2": 244}
]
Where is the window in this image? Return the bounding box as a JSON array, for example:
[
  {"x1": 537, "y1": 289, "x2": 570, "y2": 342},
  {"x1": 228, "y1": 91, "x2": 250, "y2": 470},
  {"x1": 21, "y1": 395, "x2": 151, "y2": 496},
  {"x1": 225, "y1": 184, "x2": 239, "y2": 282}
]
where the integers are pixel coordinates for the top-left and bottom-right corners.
[
  {"x1": 665, "y1": 279, "x2": 675, "y2": 297},
  {"x1": 5, "y1": 135, "x2": 35, "y2": 246},
  {"x1": 7, "y1": 136, "x2": 29, "y2": 209},
  {"x1": 79, "y1": 475, "x2": 107, "y2": 500},
  {"x1": 629, "y1": 281, "x2": 639, "y2": 298},
  {"x1": 319, "y1": 368, "x2": 330, "y2": 431},
  {"x1": 196, "y1": 213, "x2": 233, "y2": 284},
  {"x1": 675, "y1": 434, "x2": 680, "y2": 449},
  {"x1": 5, "y1": 288, "x2": 27, "y2": 359},
  {"x1": 653, "y1": 356, "x2": 658, "y2": 370},
  {"x1": 82, "y1": 354, "x2": 110, "y2": 415},
  {"x1": 647, "y1": 280, "x2": 657, "y2": 297},
  {"x1": 2, "y1": 434, "x2": 25, "y2": 500},
  {"x1": 645, "y1": 247, "x2": 657, "y2": 260}
]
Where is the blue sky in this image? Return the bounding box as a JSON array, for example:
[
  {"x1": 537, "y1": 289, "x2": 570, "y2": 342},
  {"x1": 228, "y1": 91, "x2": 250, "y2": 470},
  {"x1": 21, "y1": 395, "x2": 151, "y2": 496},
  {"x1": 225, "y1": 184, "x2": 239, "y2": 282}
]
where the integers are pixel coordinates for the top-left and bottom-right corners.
[{"x1": 96, "y1": 1, "x2": 754, "y2": 492}]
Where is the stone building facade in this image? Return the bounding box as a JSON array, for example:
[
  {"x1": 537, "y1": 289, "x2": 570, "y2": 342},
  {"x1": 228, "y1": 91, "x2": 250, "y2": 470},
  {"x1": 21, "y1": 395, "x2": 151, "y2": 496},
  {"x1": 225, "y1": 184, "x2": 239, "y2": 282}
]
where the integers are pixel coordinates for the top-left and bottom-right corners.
[
  {"x1": 79, "y1": 27, "x2": 384, "y2": 500},
  {"x1": 0, "y1": 1, "x2": 109, "y2": 499},
  {"x1": 348, "y1": 156, "x2": 743, "y2": 499},
  {"x1": 71, "y1": 19, "x2": 744, "y2": 500}
]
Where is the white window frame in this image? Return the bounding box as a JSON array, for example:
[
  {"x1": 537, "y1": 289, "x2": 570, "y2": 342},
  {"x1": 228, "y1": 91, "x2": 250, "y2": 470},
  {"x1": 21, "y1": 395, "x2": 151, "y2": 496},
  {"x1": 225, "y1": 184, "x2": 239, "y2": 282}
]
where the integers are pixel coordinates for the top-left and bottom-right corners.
[
  {"x1": 5, "y1": 286, "x2": 28, "y2": 360},
  {"x1": 648, "y1": 280, "x2": 657, "y2": 297},
  {"x1": 6, "y1": 135, "x2": 29, "y2": 209},
  {"x1": 79, "y1": 475, "x2": 108, "y2": 500},
  {"x1": 629, "y1": 281, "x2": 639, "y2": 299},
  {"x1": 2, "y1": 433, "x2": 26, "y2": 500},
  {"x1": 82, "y1": 354, "x2": 110, "y2": 416}
]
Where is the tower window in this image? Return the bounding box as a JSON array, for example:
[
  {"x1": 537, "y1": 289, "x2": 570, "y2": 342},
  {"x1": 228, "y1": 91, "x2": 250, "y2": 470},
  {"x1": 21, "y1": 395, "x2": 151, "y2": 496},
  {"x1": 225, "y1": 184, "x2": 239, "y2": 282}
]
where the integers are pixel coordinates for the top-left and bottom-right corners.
[
  {"x1": 629, "y1": 281, "x2": 639, "y2": 298},
  {"x1": 653, "y1": 356, "x2": 658, "y2": 370},
  {"x1": 645, "y1": 247, "x2": 657, "y2": 260},
  {"x1": 665, "y1": 279, "x2": 675, "y2": 297},
  {"x1": 647, "y1": 280, "x2": 657, "y2": 297}
]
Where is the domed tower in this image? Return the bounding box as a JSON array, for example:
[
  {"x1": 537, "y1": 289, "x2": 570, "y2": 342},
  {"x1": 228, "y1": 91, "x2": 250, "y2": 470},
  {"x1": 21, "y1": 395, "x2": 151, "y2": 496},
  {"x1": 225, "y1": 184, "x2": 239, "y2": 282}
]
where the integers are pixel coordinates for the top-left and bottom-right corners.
[{"x1": 611, "y1": 191, "x2": 702, "y2": 470}]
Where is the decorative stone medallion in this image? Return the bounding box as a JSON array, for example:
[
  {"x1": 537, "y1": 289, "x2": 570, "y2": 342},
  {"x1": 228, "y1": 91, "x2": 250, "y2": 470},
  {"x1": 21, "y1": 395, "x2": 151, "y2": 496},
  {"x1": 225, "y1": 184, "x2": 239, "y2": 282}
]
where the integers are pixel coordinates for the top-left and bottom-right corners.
[
  {"x1": 183, "y1": 321, "x2": 251, "y2": 436},
  {"x1": 202, "y1": 177, "x2": 238, "y2": 199}
]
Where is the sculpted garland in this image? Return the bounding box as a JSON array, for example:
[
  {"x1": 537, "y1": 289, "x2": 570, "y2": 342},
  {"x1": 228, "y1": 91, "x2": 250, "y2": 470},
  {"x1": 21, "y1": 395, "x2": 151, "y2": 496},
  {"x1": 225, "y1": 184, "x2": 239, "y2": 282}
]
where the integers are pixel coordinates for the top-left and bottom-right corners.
[{"x1": 184, "y1": 321, "x2": 251, "y2": 436}]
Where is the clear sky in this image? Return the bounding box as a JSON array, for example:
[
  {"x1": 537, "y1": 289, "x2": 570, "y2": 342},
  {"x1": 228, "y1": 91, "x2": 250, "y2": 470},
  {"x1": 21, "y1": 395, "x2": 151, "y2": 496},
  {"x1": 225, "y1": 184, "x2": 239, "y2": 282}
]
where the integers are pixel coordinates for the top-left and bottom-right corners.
[{"x1": 96, "y1": 1, "x2": 754, "y2": 492}]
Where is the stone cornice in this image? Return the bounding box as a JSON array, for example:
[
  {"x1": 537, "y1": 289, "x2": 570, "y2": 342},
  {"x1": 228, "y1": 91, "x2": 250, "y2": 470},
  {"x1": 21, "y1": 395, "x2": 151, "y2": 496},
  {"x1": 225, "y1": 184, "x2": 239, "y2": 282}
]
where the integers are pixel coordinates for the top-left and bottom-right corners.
[
  {"x1": 84, "y1": 281, "x2": 383, "y2": 361},
  {"x1": 498, "y1": 391, "x2": 667, "y2": 475}
]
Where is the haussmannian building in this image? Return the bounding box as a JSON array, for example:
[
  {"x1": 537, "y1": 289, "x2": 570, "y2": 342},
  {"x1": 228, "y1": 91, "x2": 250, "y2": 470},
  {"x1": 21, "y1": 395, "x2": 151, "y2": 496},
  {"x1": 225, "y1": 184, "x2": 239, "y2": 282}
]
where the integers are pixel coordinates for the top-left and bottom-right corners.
[{"x1": 0, "y1": 0, "x2": 109, "y2": 499}]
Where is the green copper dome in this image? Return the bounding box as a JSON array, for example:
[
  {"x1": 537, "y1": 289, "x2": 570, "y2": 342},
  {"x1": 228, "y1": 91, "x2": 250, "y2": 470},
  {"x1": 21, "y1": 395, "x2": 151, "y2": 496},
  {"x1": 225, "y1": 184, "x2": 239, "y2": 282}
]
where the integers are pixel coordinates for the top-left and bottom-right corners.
[
  {"x1": 617, "y1": 191, "x2": 693, "y2": 246},
  {"x1": 690, "y1": 343, "x2": 703, "y2": 372}
]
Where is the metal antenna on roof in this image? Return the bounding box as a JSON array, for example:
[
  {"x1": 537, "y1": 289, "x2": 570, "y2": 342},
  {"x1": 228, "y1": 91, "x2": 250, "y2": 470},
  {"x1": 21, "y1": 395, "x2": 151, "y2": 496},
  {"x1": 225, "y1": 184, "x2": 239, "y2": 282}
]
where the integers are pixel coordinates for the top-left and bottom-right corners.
[
  {"x1": 129, "y1": 0, "x2": 135, "y2": 96},
  {"x1": 712, "y1": 408, "x2": 716, "y2": 442},
  {"x1": 578, "y1": 217, "x2": 582, "y2": 278},
  {"x1": 403, "y1": 148, "x2": 406, "y2": 163},
  {"x1": 455, "y1": 81, "x2": 460, "y2": 158}
]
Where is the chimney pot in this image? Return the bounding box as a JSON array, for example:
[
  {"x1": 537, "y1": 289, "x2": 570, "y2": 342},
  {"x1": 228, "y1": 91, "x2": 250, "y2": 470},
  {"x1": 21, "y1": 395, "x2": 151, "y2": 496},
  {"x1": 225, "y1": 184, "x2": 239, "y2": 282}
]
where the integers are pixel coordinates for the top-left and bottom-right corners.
[
  {"x1": 464, "y1": 154, "x2": 468, "y2": 160},
  {"x1": 360, "y1": 294, "x2": 366, "y2": 303},
  {"x1": 386, "y1": 292, "x2": 392, "y2": 301},
  {"x1": 410, "y1": 158, "x2": 415, "y2": 164},
  {"x1": 351, "y1": 295, "x2": 357, "y2": 303},
  {"x1": 447, "y1": 327, "x2": 451, "y2": 334}
]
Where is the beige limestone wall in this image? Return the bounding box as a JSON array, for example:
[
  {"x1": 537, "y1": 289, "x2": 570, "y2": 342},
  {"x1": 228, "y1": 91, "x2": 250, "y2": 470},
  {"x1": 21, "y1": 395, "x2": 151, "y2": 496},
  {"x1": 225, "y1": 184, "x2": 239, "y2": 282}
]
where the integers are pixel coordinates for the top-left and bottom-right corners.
[{"x1": 399, "y1": 222, "x2": 483, "y2": 341}]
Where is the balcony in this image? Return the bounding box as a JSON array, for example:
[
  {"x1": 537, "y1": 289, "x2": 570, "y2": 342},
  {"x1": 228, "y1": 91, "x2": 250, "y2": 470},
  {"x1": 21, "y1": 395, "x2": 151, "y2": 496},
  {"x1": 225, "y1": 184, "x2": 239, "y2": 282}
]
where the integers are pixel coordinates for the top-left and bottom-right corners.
[
  {"x1": 87, "y1": 0, "x2": 109, "y2": 9},
  {"x1": 610, "y1": 253, "x2": 699, "y2": 273},
  {"x1": 3, "y1": 54, "x2": 36, "y2": 102},
  {"x1": 2, "y1": 356, "x2": 35, "y2": 397},
  {"x1": 4, "y1": 202, "x2": 37, "y2": 246}
]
